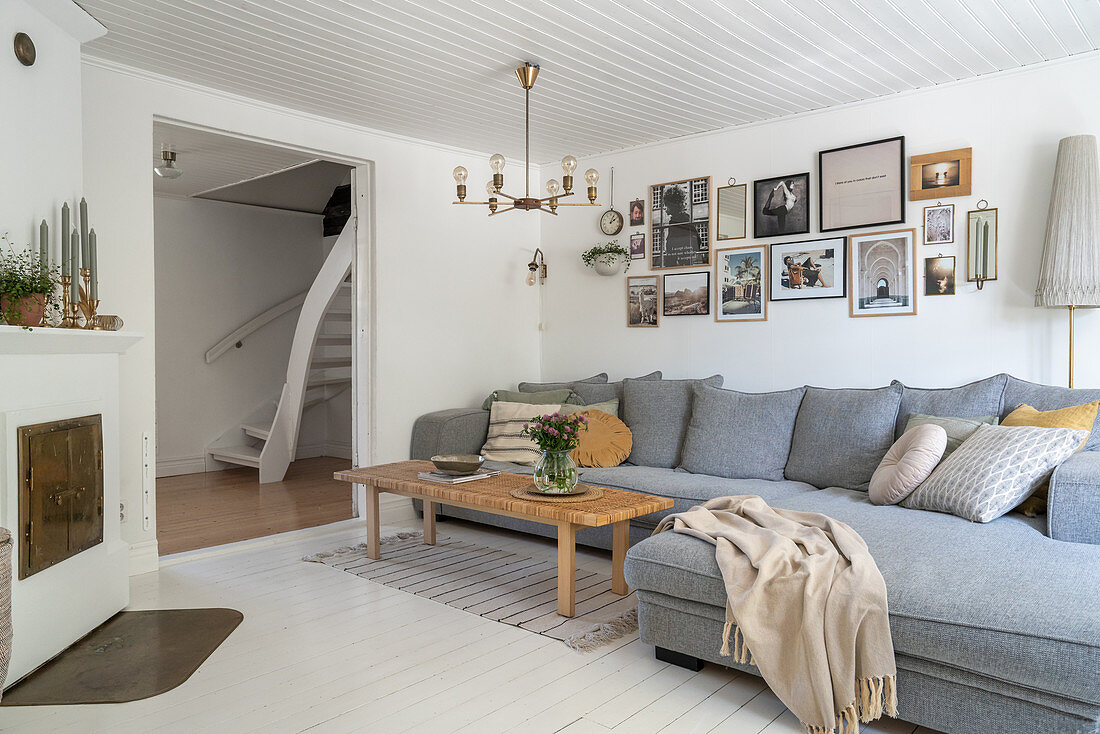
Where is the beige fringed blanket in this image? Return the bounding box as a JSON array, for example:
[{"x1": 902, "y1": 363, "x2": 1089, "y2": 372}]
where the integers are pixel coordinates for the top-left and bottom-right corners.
[{"x1": 654, "y1": 496, "x2": 897, "y2": 734}]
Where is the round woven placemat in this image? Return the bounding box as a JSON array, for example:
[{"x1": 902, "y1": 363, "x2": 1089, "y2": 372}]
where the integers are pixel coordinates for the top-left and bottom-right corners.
[{"x1": 510, "y1": 486, "x2": 604, "y2": 503}]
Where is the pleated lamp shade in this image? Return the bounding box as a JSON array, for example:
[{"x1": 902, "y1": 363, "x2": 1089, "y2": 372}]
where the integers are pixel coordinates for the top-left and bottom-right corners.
[{"x1": 1035, "y1": 134, "x2": 1100, "y2": 307}]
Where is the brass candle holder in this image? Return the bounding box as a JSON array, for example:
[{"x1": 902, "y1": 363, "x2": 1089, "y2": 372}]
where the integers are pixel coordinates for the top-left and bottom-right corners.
[
  {"x1": 58, "y1": 274, "x2": 78, "y2": 328},
  {"x1": 77, "y1": 268, "x2": 100, "y2": 329}
]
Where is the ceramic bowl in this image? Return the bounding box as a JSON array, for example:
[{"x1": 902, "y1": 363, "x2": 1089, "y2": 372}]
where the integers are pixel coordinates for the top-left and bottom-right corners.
[{"x1": 430, "y1": 454, "x2": 485, "y2": 475}]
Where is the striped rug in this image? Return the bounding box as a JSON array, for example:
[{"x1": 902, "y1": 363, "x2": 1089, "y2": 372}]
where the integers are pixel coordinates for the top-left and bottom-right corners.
[{"x1": 303, "y1": 532, "x2": 637, "y2": 651}]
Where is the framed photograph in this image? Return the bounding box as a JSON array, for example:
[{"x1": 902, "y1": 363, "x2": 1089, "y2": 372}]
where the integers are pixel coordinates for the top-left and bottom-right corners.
[
  {"x1": 650, "y1": 176, "x2": 711, "y2": 270},
  {"x1": 716, "y1": 247, "x2": 766, "y2": 322},
  {"x1": 629, "y1": 198, "x2": 645, "y2": 227},
  {"x1": 629, "y1": 233, "x2": 645, "y2": 260},
  {"x1": 910, "y1": 147, "x2": 972, "y2": 201},
  {"x1": 923, "y1": 203, "x2": 954, "y2": 245},
  {"x1": 967, "y1": 208, "x2": 998, "y2": 283},
  {"x1": 819, "y1": 136, "x2": 906, "y2": 232},
  {"x1": 716, "y1": 183, "x2": 747, "y2": 240},
  {"x1": 769, "y1": 237, "x2": 846, "y2": 301},
  {"x1": 925, "y1": 256, "x2": 956, "y2": 296},
  {"x1": 849, "y1": 228, "x2": 917, "y2": 317},
  {"x1": 754, "y1": 173, "x2": 810, "y2": 238},
  {"x1": 662, "y1": 271, "x2": 710, "y2": 316},
  {"x1": 627, "y1": 276, "x2": 659, "y2": 327}
]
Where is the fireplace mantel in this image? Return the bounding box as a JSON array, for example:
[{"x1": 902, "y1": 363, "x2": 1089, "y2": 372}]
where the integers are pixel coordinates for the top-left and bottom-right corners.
[{"x1": 0, "y1": 325, "x2": 142, "y2": 354}]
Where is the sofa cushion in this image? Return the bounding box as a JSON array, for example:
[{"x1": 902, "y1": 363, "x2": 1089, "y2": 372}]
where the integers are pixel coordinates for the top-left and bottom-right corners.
[
  {"x1": 625, "y1": 487, "x2": 1100, "y2": 706},
  {"x1": 570, "y1": 409, "x2": 632, "y2": 468},
  {"x1": 894, "y1": 374, "x2": 1008, "y2": 438},
  {"x1": 784, "y1": 383, "x2": 903, "y2": 491},
  {"x1": 868, "y1": 423, "x2": 947, "y2": 505},
  {"x1": 479, "y1": 401, "x2": 561, "y2": 465},
  {"x1": 679, "y1": 383, "x2": 805, "y2": 481},
  {"x1": 904, "y1": 413, "x2": 997, "y2": 458},
  {"x1": 561, "y1": 399, "x2": 618, "y2": 416},
  {"x1": 1002, "y1": 375, "x2": 1100, "y2": 450},
  {"x1": 572, "y1": 371, "x2": 663, "y2": 408},
  {"x1": 518, "y1": 373, "x2": 608, "y2": 392},
  {"x1": 481, "y1": 388, "x2": 578, "y2": 410},
  {"x1": 622, "y1": 376, "x2": 723, "y2": 468}
]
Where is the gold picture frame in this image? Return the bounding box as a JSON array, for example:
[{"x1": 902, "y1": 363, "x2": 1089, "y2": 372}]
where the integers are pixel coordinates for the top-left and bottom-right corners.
[
  {"x1": 650, "y1": 176, "x2": 712, "y2": 270},
  {"x1": 716, "y1": 183, "x2": 747, "y2": 241},
  {"x1": 848, "y1": 228, "x2": 918, "y2": 318},
  {"x1": 910, "y1": 147, "x2": 972, "y2": 201},
  {"x1": 967, "y1": 208, "x2": 998, "y2": 283}
]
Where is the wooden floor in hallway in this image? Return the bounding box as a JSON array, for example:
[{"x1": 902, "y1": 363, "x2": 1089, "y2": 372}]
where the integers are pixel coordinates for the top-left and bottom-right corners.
[
  {"x1": 156, "y1": 456, "x2": 353, "y2": 555},
  {"x1": 1, "y1": 518, "x2": 941, "y2": 734}
]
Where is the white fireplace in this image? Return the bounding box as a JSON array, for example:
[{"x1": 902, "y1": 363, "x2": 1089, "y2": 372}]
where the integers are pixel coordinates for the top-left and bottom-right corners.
[{"x1": 0, "y1": 326, "x2": 141, "y2": 685}]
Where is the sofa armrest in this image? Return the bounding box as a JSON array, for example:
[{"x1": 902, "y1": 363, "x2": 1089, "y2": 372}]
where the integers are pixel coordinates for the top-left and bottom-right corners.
[
  {"x1": 410, "y1": 408, "x2": 490, "y2": 460},
  {"x1": 1048, "y1": 450, "x2": 1100, "y2": 545}
]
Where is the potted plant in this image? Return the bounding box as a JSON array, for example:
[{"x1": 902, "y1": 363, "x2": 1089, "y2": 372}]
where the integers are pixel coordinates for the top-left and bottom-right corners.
[
  {"x1": 522, "y1": 411, "x2": 589, "y2": 494},
  {"x1": 0, "y1": 236, "x2": 61, "y2": 328},
  {"x1": 581, "y1": 240, "x2": 632, "y2": 276}
]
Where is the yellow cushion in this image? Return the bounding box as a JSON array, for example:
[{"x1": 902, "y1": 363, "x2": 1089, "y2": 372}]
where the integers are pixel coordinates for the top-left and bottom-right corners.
[
  {"x1": 1002, "y1": 401, "x2": 1098, "y2": 515},
  {"x1": 571, "y1": 410, "x2": 632, "y2": 468}
]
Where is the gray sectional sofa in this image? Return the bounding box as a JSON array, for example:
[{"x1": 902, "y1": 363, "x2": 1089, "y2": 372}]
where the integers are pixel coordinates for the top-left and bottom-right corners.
[{"x1": 410, "y1": 373, "x2": 1100, "y2": 734}]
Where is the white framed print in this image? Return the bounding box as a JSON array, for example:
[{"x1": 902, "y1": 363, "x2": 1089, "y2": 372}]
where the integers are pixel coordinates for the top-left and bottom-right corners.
[
  {"x1": 715, "y1": 246, "x2": 766, "y2": 322},
  {"x1": 849, "y1": 229, "x2": 917, "y2": 318},
  {"x1": 768, "y1": 237, "x2": 846, "y2": 301}
]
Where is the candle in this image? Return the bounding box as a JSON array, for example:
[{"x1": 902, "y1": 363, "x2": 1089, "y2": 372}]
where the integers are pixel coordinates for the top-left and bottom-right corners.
[
  {"x1": 39, "y1": 220, "x2": 48, "y2": 267},
  {"x1": 89, "y1": 229, "x2": 98, "y2": 300},
  {"x1": 71, "y1": 231, "x2": 80, "y2": 303},
  {"x1": 61, "y1": 202, "x2": 70, "y2": 276},
  {"x1": 982, "y1": 220, "x2": 990, "y2": 278},
  {"x1": 79, "y1": 198, "x2": 90, "y2": 269}
]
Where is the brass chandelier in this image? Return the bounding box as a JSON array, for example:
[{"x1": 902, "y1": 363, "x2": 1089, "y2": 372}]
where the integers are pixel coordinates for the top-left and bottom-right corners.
[{"x1": 451, "y1": 63, "x2": 599, "y2": 216}]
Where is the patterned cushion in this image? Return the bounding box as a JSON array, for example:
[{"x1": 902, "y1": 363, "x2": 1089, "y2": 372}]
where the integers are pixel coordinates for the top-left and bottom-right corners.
[
  {"x1": 481, "y1": 388, "x2": 578, "y2": 411},
  {"x1": 869, "y1": 424, "x2": 947, "y2": 505},
  {"x1": 893, "y1": 375, "x2": 1008, "y2": 438},
  {"x1": 571, "y1": 410, "x2": 632, "y2": 468},
  {"x1": 518, "y1": 373, "x2": 608, "y2": 392},
  {"x1": 903, "y1": 424, "x2": 1089, "y2": 522},
  {"x1": 571, "y1": 371, "x2": 663, "y2": 409},
  {"x1": 904, "y1": 413, "x2": 998, "y2": 458},
  {"x1": 784, "y1": 384, "x2": 903, "y2": 491},
  {"x1": 679, "y1": 383, "x2": 805, "y2": 481},
  {"x1": 480, "y1": 401, "x2": 562, "y2": 466},
  {"x1": 622, "y1": 376, "x2": 723, "y2": 468}
]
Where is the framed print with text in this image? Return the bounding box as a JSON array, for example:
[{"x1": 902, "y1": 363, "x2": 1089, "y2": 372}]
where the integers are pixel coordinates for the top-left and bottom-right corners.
[
  {"x1": 819, "y1": 136, "x2": 905, "y2": 232},
  {"x1": 650, "y1": 176, "x2": 711, "y2": 270}
]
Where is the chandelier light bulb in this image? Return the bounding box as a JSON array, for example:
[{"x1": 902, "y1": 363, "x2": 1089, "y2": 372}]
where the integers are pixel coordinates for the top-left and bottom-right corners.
[
  {"x1": 486, "y1": 181, "x2": 498, "y2": 196},
  {"x1": 452, "y1": 166, "x2": 468, "y2": 184},
  {"x1": 525, "y1": 269, "x2": 537, "y2": 286},
  {"x1": 154, "y1": 149, "x2": 183, "y2": 179},
  {"x1": 584, "y1": 168, "x2": 599, "y2": 186},
  {"x1": 561, "y1": 155, "x2": 577, "y2": 175},
  {"x1": 546, "y1": 179, "x2": 561, "y2": 196},
  {"x1": 489, "y1": 154, "x2": 506, "y2": 174}
]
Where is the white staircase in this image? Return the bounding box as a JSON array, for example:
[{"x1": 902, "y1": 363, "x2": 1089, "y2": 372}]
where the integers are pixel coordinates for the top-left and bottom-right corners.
[{"x1": 207, "y1": 220, "x2": 354, "y2": 482}]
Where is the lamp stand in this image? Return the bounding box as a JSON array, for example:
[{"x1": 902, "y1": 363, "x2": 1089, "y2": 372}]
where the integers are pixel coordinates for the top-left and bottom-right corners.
[{"x1": 1069, "y1": 305, "x2": 1076, "y2": 389}]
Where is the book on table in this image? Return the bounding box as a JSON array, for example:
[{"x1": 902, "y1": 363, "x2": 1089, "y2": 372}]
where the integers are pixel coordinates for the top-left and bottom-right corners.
[{"x1": 416, "y1": 469, "x2": 502, "y2": 485}]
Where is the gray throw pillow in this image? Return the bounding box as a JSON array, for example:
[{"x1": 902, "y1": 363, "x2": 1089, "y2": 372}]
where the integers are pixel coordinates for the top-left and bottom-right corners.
[
  {"x1": 481, "y1": 388, "x2": 578, "y2": 411},
  {"x1": 572, "y1": 371, "x2": 663, "y2": 410},
  {"x1": 680, "y1": 384, "x2": 805, "y2": 481},
  {"x1": 622, "y1": 375, "x2": 723, "y2": 468},
  {"x1": 893, "y1": 375, "x2": 1008, "y2": 438},
  {"x1": 560, "y1": 399, "x2": 618, "y2": 416},
  {"x1": 518, "y1": 373, "x2": 608, "y2": 392},
  {"x1": 904, "y1": 413, "x2": 997, "y2": 458},
  {"x1": 785, "y1": 383, "x2": 903, "y2": 491},
  {"x1": 902, "y1": 424, "x2": 1088, "y2": 522},
  {"x1": 1002, "y1": 375, "x2": 1100, "y2": 450}
]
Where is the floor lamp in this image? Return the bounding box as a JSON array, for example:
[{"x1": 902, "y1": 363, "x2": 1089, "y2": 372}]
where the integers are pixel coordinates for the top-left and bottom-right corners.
[{"x1": 1036, "y1": 134, "x2": 1100, "y2": 388}]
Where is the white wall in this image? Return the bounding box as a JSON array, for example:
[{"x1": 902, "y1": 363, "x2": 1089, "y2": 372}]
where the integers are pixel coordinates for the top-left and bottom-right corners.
[
  {"x1": 153, "y1": 196, "x2": 326, "y2": 475},
  {"x1": 539, "y1": 56, "x2": 1100, "y2": 392},
  {"x1": 81, "y1": 61, "x2": 541, "y2": 565}
]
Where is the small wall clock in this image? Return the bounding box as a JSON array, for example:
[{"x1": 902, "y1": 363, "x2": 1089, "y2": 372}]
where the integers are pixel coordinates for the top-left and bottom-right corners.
[{"x1": 600, "y1": 208, "x2": 624, "y2": 235}]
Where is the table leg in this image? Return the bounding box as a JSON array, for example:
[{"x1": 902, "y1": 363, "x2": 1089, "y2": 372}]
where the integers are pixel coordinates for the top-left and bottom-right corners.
[
  {"x1": 424, "y1": 500, "x2": 437, "y2": 545},
  {"x1": 365, "y1": 485, "x2": 380, "y2": 560},
  {"x1": 557, "y1": 523, "x2": 577, "y2": 617},
  {"x1": 612, "y1": 521, "x2": 629, "y2": 595}
]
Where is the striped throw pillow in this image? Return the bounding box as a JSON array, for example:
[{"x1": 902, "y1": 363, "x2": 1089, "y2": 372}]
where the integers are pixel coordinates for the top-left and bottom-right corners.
[{"x1": 480, "y1": 401, "x2": 562, "y2": 466}]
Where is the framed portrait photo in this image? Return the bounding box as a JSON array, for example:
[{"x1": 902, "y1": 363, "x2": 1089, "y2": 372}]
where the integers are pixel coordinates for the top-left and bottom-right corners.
[
  {"x1": 716, "y1": 183, "x2": 747, "y2": 240},
  {"x1": 662, "y1": 271, "x2": 710, "y2": 316},
  {"x1": 629, "y1": 232, "x2": 645, "y2": 260},
  {"x1": 819, "y1": 136, "x2": 906, "y2": 232},
  {"x1": 754, "y1": 173, "x2": 810, "y2": 238},
  {"x1": 923, "y1": 203, "x2": 954, "y2": 245},
  {"x1": 909, "y1": 147, "x2": 972, "y2": 201},
  {"x1": 925, "y1": 256, "x2": 956, "y2": 296},
  {"x1": 769, "y1": 237, "x2": 846, "y2": 301},
  {"x1": 849, "y1": 229, "x2": 917, "y2": 318},
  {"x1": 650, "y1": 177, "x2": 711, "y2": 270},
  {"x1": 715, "y1": 247, "x2": 766, "y2": 322},
  {"x1": 629, "y1": 198, "x2": 645, "y2": 227},
  {"x1": 627, "y1": 276, "x2": 659, "y2": 327},
  {"x1": 967, "y1": 208, "x2": 998, "y2": 283}
]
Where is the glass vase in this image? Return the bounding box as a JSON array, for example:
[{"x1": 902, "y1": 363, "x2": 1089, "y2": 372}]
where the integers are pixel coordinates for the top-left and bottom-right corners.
[{"x1": 533, "y1": 450, "x2": 579, "y2": 494}]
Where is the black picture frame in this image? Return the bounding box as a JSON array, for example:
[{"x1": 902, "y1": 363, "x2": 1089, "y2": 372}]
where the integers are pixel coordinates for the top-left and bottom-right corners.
[
  {"x1": 768, "y1": 237, "x2": 847, "y2": 301},
  {"x1": 662, "y1": 271, "x2": 710, "y2": 316},
  {"x1": 818, "y1": 136, "x2": 906, "y2": 232},
  {"x1": 753, "y1": 172, "x2": 810, "y2": 238}
]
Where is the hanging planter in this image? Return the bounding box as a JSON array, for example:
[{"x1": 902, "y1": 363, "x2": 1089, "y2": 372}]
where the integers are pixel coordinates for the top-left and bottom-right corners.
[{"x1": 582, "y1": 241, "x2": 631, "y2": 277}]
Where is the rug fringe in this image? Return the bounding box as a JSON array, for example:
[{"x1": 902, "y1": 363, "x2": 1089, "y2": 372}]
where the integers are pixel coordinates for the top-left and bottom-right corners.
[
  {"x1": 562, "y1": 608, "x2": 638, "y2": 652},
  {"x1": 301, "y1": 531, "x2": 424, "y2": 562}
]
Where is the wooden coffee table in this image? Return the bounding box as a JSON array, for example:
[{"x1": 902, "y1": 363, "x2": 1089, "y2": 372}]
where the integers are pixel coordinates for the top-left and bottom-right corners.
[{"x1": 334, "y1": 461, "x2": 673, "y2": 617}]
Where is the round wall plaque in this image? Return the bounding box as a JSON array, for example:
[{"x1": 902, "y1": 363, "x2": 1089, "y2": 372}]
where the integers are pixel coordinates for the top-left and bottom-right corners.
[{"x1": 14, "y1": 32, "x2": 36, "y2": 66}]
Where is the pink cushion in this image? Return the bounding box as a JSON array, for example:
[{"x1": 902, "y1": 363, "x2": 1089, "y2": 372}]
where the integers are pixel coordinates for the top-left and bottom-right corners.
[{"x1": 869, "y1": 424, "x2": 948, "y2": 505}]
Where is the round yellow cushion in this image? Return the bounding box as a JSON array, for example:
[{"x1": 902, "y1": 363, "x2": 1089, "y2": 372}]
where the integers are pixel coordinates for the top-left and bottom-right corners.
[{"x1": 571, "y1": 410, "x2": 632, "y2": 468}]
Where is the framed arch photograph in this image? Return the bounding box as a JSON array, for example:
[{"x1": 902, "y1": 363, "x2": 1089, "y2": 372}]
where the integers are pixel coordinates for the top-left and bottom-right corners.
[{"x1": 849, "y1": 229, "x2": 917, "y2": 317}]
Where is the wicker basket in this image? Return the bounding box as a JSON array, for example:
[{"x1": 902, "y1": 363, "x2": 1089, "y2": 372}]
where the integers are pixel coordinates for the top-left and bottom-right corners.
[{"x1": 0, "y1": 528, "x2": 11, "y2": 698}]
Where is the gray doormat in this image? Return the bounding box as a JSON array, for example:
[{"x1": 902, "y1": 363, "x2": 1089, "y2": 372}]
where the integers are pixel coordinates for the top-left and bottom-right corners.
[
  {"x1": 304, "y1": 531, "x2": 637, "y2": 651},
  {"x1": 1, "y1": 608, "x2": 243, "y2": 706}
]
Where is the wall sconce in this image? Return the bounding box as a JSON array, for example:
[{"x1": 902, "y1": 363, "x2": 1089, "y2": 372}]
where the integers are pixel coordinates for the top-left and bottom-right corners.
[{"x1": 526, "y1": 248, "x2": 547, "y2": 286}]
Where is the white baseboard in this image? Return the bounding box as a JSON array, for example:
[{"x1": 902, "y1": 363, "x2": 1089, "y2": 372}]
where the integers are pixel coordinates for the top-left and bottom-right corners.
[
  {"x1": 156, "y1": 455, "x2": 206, "y2": 477},
  {"x1": 129, "y1": 539, "x2": 160, "y2": 576},
  {"x1": 295, "y1": 442, "x2": 326, "y2": 459},
  {"x1": 323, "y1": 441, "x2": 353, "y2": 460}
]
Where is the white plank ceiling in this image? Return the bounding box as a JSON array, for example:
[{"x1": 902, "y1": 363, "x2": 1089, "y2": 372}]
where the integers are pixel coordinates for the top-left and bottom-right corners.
[{"x1": 82, "y1": 0, "x2": 1100, "y2": 161}]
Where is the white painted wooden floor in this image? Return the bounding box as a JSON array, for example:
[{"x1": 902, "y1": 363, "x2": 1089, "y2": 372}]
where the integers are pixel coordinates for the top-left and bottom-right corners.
[{"x1": 0, "y1": 519, "x2": 940, "y2": 734}]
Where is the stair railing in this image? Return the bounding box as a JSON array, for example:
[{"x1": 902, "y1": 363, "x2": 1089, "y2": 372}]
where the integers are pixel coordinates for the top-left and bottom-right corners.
[{"x1": 205, "y1": 291, "x2": 309, "y2": 364}]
